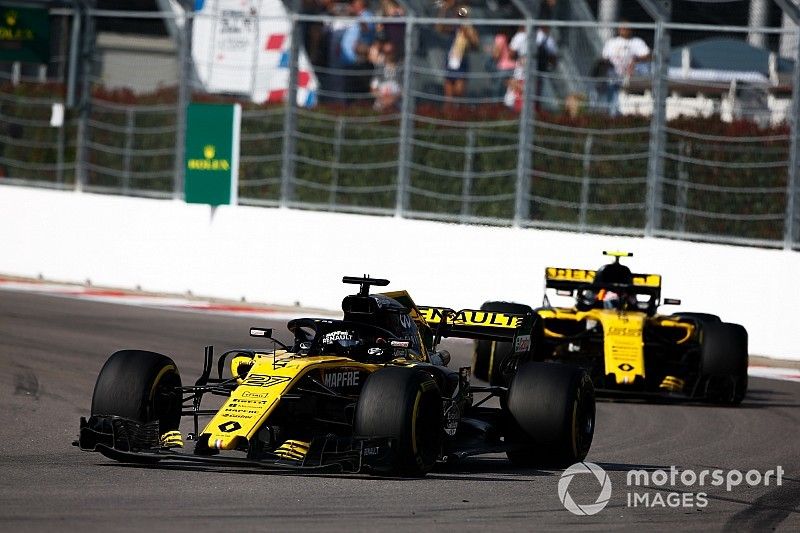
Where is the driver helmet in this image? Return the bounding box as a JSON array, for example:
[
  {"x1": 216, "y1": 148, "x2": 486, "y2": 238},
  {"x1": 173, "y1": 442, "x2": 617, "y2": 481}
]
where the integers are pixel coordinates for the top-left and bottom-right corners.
[
  {"x1": 577, "y1": 288, "x2": 599, "y2": 309},
  {"x1": 601, "y1": 289, "x2": 638, "y2": 310},
  {"x1": 602, "y1": 290, "x2": 621, "y2": 310}
]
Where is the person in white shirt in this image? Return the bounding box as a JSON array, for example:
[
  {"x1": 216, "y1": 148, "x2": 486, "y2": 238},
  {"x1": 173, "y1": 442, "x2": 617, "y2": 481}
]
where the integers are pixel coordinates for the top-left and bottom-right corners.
[
  {"x1": 508, "y1": 26, "x2": 558, "y2": 71},
  {"x1": 504, "y1": 26, "x2": 558, "y2": 112},
  {"x1": 599, "y1": 21, "x2": 650, "y2": 115},
  {"x1": 602, "y1": 22, "x2": 650, "y2": 77}
]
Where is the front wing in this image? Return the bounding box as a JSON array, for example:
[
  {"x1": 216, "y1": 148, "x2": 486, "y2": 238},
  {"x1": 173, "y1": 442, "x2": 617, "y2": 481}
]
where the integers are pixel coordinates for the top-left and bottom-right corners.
[{"x1": 76, "y1": 415, "x2": 395, "y2": 474}]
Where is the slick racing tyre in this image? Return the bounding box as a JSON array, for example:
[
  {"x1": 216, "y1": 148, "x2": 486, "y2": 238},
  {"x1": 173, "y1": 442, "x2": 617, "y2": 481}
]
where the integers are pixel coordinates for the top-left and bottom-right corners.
[
  {"x1": 354, "y1": 367, "x2": 442, "y2": 477},
  {"x1": 473, "y1": 301, "x2": 533, "y2": 386},
  {"x1": 91, "y1": 350, "x2": 183, "y2": 434},
  {"x1": 505, "y1": 362, "x2": 595, "y2": 467},
  {"x1": 700, "y1": 322, "x2": 748, "y2": 405}
]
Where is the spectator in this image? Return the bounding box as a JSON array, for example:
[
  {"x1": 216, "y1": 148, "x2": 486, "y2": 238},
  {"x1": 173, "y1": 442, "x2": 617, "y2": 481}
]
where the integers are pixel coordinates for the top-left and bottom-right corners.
[
  {"x1": 376, "y1": 0, "x2": 405, "y2": 58},
  {"x1": 301, "y1": 0, "x2": 335, "y2": 67},
  {"x1": 508, "y1": 25, "x2": 558, "y2": 72},
  {"x1": 590, "y1": 58, "x2": 616, "y2": 115},
  {"x1": 339, "y1": 0, "x2": 377, "y2": 101},
  {"x1": 487, "y1": 26, "x2": 517, "y2": 98},
  {"x1": 436, "y1": 1, "x2": 479, "y2": 111},
  {"x1": 370, "y1": 41, "x2": 401, "y2": 111},
  {"x1": 504, "y1": 25, "x2": 558, "y2": 112},
  {"x1": 324, "y1": 2, "x2": 355, "y2": 103},
  {"x1": 601, "y1": 20, "x2": 651, "y2": 115},
  {"x1": 539, "y1": 0, "x2": 559, "y2": 20}
]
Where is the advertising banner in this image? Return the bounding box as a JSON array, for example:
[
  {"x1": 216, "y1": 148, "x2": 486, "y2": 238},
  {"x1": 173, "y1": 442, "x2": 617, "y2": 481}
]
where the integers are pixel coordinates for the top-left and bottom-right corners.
[
  {"x1": 184, "y1": 102, "x2": 241, "y2": 205},
  {"x1": 0, "y1": 5, "x2": 50, "y2": 63}
]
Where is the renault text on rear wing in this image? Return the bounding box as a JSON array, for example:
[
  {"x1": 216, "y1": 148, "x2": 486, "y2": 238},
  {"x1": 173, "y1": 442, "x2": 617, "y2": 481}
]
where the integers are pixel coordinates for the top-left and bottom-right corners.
[{"x1": 545, "y1": 267, "x2": 661, "y2": 293}]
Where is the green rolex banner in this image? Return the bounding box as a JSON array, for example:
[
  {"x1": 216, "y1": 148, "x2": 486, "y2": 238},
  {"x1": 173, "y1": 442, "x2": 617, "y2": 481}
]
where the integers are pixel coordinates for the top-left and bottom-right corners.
[
  {"x1": 184, "y1": 103, "x2": 241, "y2": 205},
  {"x1": 0, "y1": 5, "x2": 50, "y2": 63}
]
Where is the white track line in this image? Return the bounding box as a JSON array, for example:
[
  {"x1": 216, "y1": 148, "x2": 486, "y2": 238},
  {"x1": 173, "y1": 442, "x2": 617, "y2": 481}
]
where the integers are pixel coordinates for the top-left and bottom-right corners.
[
  {"x1": 747, "y1": 366, "x2": 800, "y2": 383},
  {"x1": 0, "y1": 279, "x2": 336, "y2": 322}
]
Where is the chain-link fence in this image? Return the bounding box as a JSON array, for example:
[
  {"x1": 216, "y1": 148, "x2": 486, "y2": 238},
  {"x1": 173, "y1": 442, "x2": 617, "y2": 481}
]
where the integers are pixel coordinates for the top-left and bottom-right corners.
[{"x1": 1, "y1": 5, "x2": 798, "y2": 250}]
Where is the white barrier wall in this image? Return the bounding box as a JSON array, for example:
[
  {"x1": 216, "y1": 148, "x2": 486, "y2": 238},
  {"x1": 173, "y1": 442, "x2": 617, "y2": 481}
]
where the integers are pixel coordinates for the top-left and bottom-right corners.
[{"x1": 2, "y1": 184, "x2": 798, "y2": 360}]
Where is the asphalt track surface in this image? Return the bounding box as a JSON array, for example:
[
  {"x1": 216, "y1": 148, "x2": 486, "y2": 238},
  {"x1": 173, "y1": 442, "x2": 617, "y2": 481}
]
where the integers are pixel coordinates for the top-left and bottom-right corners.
[{"x1": 1, "y1": 290, "x2": 798, "y2": 532}]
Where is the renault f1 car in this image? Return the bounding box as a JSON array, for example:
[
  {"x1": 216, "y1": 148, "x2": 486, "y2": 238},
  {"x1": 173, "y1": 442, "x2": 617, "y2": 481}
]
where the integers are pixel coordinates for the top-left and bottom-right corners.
[
  {"x1": 473, "y1": 252, "x2": 748, "y2": 405},
  {"x1": 77, "y1": 276, "x2": 595, "y2": 476}
]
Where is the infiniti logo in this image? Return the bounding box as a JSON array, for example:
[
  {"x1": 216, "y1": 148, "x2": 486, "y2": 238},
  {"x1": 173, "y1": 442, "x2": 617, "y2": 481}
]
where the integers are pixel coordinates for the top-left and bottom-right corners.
[{"x1": 558, "y1": 462, "x2": 613, "y2": 516}]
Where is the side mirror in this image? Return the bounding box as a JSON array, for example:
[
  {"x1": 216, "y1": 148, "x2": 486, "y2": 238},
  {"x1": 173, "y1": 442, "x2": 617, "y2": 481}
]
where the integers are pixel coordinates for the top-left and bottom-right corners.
[
  {"x1": 250, "y1": 327, "x2": 273, "y2": 338},
  {"x1": 663, "y1": 298, "x2": 681, "y2": 306}
]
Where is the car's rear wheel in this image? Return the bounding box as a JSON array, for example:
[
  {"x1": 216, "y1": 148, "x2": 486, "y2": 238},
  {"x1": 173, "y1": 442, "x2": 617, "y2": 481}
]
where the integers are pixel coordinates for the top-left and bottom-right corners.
[
  {"x1": 354, "y1": 367, "x2": 442, "y2": 477},
  {"x1": 91, "y1": 350, "x2": 183, "y2": 434},
  {"x1": 505, "y1": 362, "x2": 595, "y2": 467},
  {"x1": 700, "y1": 322, "x2": 748, "y2": 405},
  {"x1": 473, "y1": 301, "x2": 533, "y2": 385}
]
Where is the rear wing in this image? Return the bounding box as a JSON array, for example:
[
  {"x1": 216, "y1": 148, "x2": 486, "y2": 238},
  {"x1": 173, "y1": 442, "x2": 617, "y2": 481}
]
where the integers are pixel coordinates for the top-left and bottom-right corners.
[
  {"x1": 418, "y1": 306, "x2": 534, "y2": 354},
  {"x1": 544, "y1": 267, "x2": 662, "y2": 298}
]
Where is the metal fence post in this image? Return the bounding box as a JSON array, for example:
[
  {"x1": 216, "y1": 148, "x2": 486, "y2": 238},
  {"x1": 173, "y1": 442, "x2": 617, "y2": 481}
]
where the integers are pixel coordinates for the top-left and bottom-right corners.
[
  {"x1": 645, "y1": 19, "x2": 669, "y2": 236},
  {"x1": 56, "y1": 116, "x2": 65, "y2": 185},
  {"x1": 122, "y1": 106, "x2": 134, "y2": 194},
  {"x1": 784, "y1": 26, "x2": 800, "y2": 249},
  {"x1": 173, "y1": 9, "x2": 192, "y2": 200},
  {"x1": 395, "y1": 18, "x2": 415, "y2": 217},
  {"x1": 280, "y1": 3, "x2": 301, "y2": 207},
  {"x1": 66, "y1": 9, "x2": 81, "y2": 109},
  {"x1": 330, "y1": 117, "x2": 345, "y2": 207},
  {"x1": 579, "y1": 134, "x2": 594, "y2": 230},
  {"x1": 514, "y1": 17, "x2": 539, "y2": 227},
  {"x1": 675, "y1": 139, "x2": 689, "y2": 233},
  {"x1": 460, "y1": 128, "x2": 475, "y2": 222},
  {"x1": 74, "y1": 6, "x2": 94, "y2": 192}
]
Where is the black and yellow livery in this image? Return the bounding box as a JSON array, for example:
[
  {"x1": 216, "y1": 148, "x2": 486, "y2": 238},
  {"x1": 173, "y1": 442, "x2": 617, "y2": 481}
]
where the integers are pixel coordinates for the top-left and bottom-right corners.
[
  {"x1": 77, "y1": 276, "x2": 595, "y2": 475},
  {"x1": 474, "y1": 252, "x2": 748, "y2": 405}
]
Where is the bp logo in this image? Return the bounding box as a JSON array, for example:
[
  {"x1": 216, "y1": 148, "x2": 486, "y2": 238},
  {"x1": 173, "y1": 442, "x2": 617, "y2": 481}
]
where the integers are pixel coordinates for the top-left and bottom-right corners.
[
  {"x1": 558, "y1": 462, "x2": 613, "y2": 516},
  {"x1": 203, "y1": 144, "x2": 215, "y2": 159}
]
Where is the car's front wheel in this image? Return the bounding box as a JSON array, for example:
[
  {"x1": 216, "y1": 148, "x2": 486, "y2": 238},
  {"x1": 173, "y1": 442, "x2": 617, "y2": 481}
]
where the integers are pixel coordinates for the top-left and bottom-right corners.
[
  {"x1": 91, "y1": 350, "x2": 183, "y2": 434},
  {"x1": 354, "y1": 367, "x2": 442, "y2": 476}
]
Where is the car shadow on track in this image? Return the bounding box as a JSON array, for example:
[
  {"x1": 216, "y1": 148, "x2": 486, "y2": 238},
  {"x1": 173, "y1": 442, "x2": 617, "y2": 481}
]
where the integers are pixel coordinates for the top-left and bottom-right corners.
[
  {"x1": 430, "y1": 459, "x2": 669, "y2": 481},
  {"x1": 738, "y1": 387, "x2": 800, "y2": 409},
  {"x1": 95, "y1": 459, "x2": 670, "y2": 482},
  {"x1": 97, "y1": 461, "x2": 547, "y2": 482},
  {"x1": 596, "y1": 388, "x2": 800, "y2": 410}
]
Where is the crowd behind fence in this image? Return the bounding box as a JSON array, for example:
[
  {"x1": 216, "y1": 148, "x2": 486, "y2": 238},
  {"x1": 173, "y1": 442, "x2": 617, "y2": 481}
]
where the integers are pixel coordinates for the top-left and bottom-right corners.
[{"x1": 0, "y1": 7, "x2": 798, "y2": 251}]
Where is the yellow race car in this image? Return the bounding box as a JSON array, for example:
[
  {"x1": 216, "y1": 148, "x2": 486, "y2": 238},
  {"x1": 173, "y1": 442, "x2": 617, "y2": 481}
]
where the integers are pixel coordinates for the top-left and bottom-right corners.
[
  {"x1": 77, "y1": 276, "x2": 595, "y2": 476},
  {"x1": 473, "y1": 252, "x2": 748, "y2": 405}
]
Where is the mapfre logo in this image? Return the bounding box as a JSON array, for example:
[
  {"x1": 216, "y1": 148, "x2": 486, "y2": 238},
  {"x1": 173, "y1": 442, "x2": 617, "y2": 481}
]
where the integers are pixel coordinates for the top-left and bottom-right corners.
[{"x1": 558, "y1": 462, "x2": 613, "y2": 516}]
